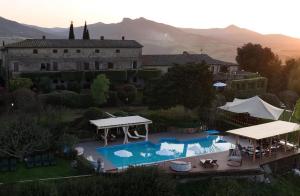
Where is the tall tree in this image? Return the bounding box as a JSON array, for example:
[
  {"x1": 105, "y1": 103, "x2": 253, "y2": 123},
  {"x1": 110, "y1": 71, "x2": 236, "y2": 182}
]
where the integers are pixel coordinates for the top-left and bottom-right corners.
[
  {"x1": 145, "y1": 62, "x2": 215, "y2": 110},
  {"x1": 82, "y1": 21, "x2": 90, "y2": 40},
  {"x1": 91, "y1": 74, "x2": 110, "y2": 105},
  {"x1": 236, "y1": 43, "x2": 282, "y2": 92},
  {"x1": 0, "y1": 115, "x2": 51, "y2": 160},
  {"x1": 68, "y1": 21, "x2": 75, "y2": 40}
]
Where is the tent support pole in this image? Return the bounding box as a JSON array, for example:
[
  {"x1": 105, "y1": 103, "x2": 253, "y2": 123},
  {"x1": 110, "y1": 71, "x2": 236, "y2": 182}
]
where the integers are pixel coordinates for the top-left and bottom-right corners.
[
  {"x1": 104, "y1": 128, "x2": 108, "y2": 146},
  {"x1": 285, "y1": 134, "x2": 288, "y2": 152},
  {"x1": 253, "y1": 139, "x2": 256, "y2": 162},
  {"x1": 145, "y1": 124, "x2": 149, "y2": 141}
]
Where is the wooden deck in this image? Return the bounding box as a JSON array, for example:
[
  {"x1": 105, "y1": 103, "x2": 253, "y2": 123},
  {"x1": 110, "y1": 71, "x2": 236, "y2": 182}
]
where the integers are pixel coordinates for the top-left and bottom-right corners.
[{"x1": 158, "y1": 148, "x2": 300, "y2": 176}]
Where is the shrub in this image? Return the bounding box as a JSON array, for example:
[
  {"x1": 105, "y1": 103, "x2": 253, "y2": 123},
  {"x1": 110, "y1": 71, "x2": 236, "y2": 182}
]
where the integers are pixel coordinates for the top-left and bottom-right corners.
[
  {"x1": 38, "y1": 77, "x2": 52, "y2": 93},
  {"x1": 12, "y1": 88, "x2": 39, "y2": 112},
  {"x1": 84, "y1": 107, "x2": 105, "y2": 120},
  {"x1": 116, "y1": 84, "x2": 137, "y2": 104},
  {"x1": 279, "y1": 90, "x2": 299, "y2": 110},
  {"x1": 75, "y1": 155, "x2": 95, "y2": 175},
  {"x1": 67, "y1": 81, "x2": 81, "y2": 93},
  {"x1": 106, "y1": 90, "x2": 120, "y2": 107},
  {"x1": 39, "y1": 91, "x2": 94, "y2": 108},
  {"x1": 9, "y1": 77, "x2": 33, "y2": 91}
]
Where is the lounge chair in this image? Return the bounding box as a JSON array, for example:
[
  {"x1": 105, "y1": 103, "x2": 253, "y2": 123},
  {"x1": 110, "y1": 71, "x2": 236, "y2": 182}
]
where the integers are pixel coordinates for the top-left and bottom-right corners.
[
  {"x1": 211, "y1": 160, "x2": 218, "y2": 167},
  {"x1": 279, "y1": 140, "x2": 298, "y2": 150},
  {"x1": 134, "y1": 131, "x2": 146, "y2": 138},
  {"x1": 200, "y1": 159, "x2": 213, "y2": 168},
  {"x1": 127, "y1": 131, "x2": 139, "y2": 139},
  {"x1": 170, "y1": 161, "x2": 192, "y2": 172}
]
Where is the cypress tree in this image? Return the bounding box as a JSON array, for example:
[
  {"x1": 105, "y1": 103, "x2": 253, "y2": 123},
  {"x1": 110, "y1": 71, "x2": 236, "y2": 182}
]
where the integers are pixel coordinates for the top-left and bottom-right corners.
[
  {"x1": 82, "y1": 21, "x2": 90, "y2": 40},
  {"x1": 68, "y1": 21, "x2": 75, "y2": 40}
]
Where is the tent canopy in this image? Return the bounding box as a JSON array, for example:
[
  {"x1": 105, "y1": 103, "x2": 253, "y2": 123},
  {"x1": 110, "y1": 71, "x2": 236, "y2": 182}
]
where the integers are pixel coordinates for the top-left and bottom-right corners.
[
  {"x1": 219, "y1": 96, "x2": 284, "y2": 120},
  {"x1": 90, "y1": 116, "x2": 152, "y2": 129},
  {"x1": 227, "y1": 120, "x2": 300, "y2": 140}
]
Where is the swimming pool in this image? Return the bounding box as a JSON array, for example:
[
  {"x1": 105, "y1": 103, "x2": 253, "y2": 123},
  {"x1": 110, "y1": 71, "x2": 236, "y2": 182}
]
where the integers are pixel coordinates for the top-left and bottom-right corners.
[{"x1": 96, "y1": 132, "x2": 234, "y2": 169}]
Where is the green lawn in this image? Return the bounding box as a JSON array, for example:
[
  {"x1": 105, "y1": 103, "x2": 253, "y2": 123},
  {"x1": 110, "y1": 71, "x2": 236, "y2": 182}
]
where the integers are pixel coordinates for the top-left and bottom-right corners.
[{"x1": 0, "y1": 159, "x2": 76, "y2": 183}]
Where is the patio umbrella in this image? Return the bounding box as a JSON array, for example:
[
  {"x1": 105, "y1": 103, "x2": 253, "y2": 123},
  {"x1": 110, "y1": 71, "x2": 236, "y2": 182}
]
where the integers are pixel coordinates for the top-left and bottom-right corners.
[
  {"x1": 114, "y1": 150, "x2": 133, "y2": 158},
  {"x1": 156, "y1": 149, "x2": 175, "y2": 156},
  {"x1": 213, "y1": 82, "x2": 227, "y2": 88}
]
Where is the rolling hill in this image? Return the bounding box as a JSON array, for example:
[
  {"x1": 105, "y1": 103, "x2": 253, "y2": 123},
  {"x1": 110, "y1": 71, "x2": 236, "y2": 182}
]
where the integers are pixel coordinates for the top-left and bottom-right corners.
[{"x1": 1, "y1": 16, "x2": 300, "y2": 62}]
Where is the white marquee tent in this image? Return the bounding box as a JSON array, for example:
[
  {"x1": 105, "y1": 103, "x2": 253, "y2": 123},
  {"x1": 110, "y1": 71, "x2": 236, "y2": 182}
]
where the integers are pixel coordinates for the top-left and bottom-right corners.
[
  {"x1": 90, "y1": 116, "x2": 152, "y2": 146},
  {"x1": 219, "y1": 96, "x2": 284, "y2": 120}
]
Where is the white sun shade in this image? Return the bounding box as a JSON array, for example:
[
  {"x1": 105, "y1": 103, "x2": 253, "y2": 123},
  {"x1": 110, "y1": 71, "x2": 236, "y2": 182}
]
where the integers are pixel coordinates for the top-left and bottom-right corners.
[
  {"x1": 227, "y1": 120, "x2": 300, "y2": 140},
  {"x1": 90, "y1": 115, "x2": 152, "y2": 129},
  {"x1": 219, "y1": 96, "x2": 284, "y2": 120}
]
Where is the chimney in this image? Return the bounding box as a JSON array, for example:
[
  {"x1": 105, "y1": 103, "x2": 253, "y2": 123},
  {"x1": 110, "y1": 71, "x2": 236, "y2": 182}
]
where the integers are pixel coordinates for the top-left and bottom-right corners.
[
  {"x1": 122, "y1": 36, "x2": 125, "y2": 40},
  {"x1": 100, "y1": 36, "x2": 104, "y2": 40},
  {"x1": 42, "y1": 35, "x2": 46, "y2": 39}
]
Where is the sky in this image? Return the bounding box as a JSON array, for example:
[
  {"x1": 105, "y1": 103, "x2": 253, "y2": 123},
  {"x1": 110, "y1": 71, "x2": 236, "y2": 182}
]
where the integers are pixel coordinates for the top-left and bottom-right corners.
[{"x1": 2, "y1": 0, "x2": 300, "y2": 38}]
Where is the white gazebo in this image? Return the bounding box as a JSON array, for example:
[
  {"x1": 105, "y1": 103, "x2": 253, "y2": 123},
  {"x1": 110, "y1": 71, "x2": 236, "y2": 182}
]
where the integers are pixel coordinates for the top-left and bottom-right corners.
[
  {"x1": 90, "y1": 116, "x2": 152, "y2": 146},
  {"x1": 227, "y1": 120, "x2": 300, "y2": 161}
]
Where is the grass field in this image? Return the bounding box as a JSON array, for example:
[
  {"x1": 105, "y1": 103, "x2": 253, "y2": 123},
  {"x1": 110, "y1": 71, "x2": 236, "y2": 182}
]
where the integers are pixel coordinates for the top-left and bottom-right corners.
[{"x1": 0, "y1": 159, "x2": 76, "y2": 183}]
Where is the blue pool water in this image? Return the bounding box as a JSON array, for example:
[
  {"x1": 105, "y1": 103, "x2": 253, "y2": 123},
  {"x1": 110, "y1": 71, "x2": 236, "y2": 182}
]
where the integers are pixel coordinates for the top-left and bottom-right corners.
[{"x1": 96, "y1": 133, "x2": 234, "y2": 169}]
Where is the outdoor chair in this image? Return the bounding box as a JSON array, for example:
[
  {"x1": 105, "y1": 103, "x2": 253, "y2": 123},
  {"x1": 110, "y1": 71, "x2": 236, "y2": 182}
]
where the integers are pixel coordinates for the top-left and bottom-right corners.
[
  {"x1": 134, "y1": 130, "x2": 146, "y2": 138},
  {"x1": 200, "y1": 159, "x2": 213, "y2": 168},
  {"x1": 211, "y1": 160, "x2": 219, "y2": 167},
  {"x1": 127, "y1": 131, "x2": 139, "y2": 139}
]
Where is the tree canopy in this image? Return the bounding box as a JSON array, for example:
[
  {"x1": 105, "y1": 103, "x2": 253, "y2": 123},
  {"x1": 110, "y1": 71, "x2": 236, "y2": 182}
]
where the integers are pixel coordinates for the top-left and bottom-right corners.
[
  {"x1": 117, "y1": 84, "x2": 137, "y2": 104},
  {"x1": 236, "y1": 43, "x2": 282, "y2": 92},
  {"x1": 145, "y1": 62, "x2": 214, "y2": 110},
  {"x1": 0, "y1": 115, "x2": 51, "y2": 160},
  {"x1": 91, "y1": 74, "x2": 110, "y2": 106},
  {"x1": 9, "y1": 77, "x2": 33, "y2": 92}
]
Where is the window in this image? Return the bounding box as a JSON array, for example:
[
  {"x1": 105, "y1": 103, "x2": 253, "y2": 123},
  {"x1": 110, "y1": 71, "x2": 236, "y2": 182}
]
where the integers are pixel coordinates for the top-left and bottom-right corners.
[
  {"x1": 132, "y1": 61, "x2": 137, "y2": 69},
  {"x1": 76, "y1": 62, "x2": 82, "y2": 70},
  {"x1": 53, "y1": 49, "x2": 58, "y2": 53},
  {"x1": 133, "y1": 76, "x2": 137, "y2": 83},
  {"x1": 40, "y1": 63, "x2": 46, "y2": 70},
  {"x1": 95, "y1": 49, "x2": 100, "y2": 53},
  {"x1": 33, "y1": 49, "x2": 38, "y2": 54},
  {"x1": 46, "y1": 63, "x2": 51, "y2": 71},
  {"x1": 84, "y1": 62, "x2": 90, "y2": 70},
  {"x1": 115, "y1": 49, "x2": 120, "y2": 53},
  {"x1": 13, "y1": 62, "x2": 19, "y2": 72},
  {"x1": 53, "y1": 62, "x2": 58, "y2": 71},
  {"x1": 76, "y1": 49, "x2": 81, "y2": 53},
  {"x1": 108, "y1": 62, "x2": 114, "y2": 69},
  {"x1": 64, "y1": 49, "x2": 68, "y2": 53},
  {"x1": 95, "y1": 61, "x2": 100, "y2": 70}
]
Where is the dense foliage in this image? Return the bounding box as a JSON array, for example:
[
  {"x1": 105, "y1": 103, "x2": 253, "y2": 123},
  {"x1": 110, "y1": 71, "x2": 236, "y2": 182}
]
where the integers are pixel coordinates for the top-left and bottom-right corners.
[
  {"x1": 145, "y1": 62, "x2": 214, "y2": 110},
  {"x1": 9, "y1": 78, "x2": 33, "y2": 91},
  {"x1": 0, "y1": 114, "x2": 51, "y2": 160},
  {"x1": 116, "y1": 84, "x2": 137, "y2": 104},
  {"x1": 91, "y1": 74, "x2": 110, "y2": 106},
  {"x1": 236, "y1": 43, "x2": 282, "y2": 92},
  {"x1": 0, "y1": 167, "x2": 177, "y2": 196}
]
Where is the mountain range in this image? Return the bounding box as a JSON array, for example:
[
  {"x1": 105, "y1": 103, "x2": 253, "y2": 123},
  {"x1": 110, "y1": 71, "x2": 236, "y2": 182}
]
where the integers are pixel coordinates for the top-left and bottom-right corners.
[{"x1": 1, "y1": 16, "x2": 300, "y2": 63}]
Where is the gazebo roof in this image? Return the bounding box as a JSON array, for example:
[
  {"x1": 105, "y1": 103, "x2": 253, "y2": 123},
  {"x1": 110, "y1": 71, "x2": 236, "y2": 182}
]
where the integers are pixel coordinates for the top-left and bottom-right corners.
[
  {"x1": 90, "y1": 116, "x2": 152, "y2": 129},
  {"x1": 227, "y1": 120, "x2": 300, "y2": 140}
]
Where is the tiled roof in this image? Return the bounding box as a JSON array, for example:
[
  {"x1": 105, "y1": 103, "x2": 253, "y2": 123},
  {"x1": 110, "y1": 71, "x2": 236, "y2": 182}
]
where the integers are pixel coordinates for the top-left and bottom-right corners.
[
  {"x1": 3, "y1": 39, "x2": 143, "y2": 49},
  {"x1": 142, "y1": 53, "x2": 237, "y2": 67}
]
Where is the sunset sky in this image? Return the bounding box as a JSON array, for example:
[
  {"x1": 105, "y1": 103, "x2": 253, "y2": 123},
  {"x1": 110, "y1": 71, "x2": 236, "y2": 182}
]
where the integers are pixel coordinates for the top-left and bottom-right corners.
[{"x1": 2, "y1": 0, "x2": 300, "y2": 38}]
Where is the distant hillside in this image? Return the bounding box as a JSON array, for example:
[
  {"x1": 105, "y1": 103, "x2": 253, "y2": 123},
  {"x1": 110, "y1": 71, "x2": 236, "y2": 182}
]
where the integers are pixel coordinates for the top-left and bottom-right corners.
[
  {"x1": 0, "y1": 16, "x2": 60, "y2": 45},
  {"x1": 1, "y1": 16, "x2": 300, "y2": 62}
]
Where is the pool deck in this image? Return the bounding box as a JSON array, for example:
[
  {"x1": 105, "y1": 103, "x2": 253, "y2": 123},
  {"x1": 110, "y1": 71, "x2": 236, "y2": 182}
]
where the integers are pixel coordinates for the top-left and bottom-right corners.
[{"x1": 77, "y1": 132, "x2": 300, "y2": 175}]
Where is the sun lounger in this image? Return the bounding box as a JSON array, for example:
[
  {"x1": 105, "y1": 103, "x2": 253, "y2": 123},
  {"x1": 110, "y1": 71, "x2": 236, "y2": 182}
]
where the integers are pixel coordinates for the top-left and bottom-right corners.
[
  {"x1": 279, "y1": 140, "x2": 298, "y2": 149},
  {"x1": 134, "y1": 131, "x2": 146, "y2": 138},
  {"x1": 127, "y1": 131, "x2": 139, "y2": 139},
  {"x1": 170, "y1": 161, "x2": 192, "y2": 172},
  {"x1": 200, "y1": 159, "x2": 215, "y2": 168}
]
